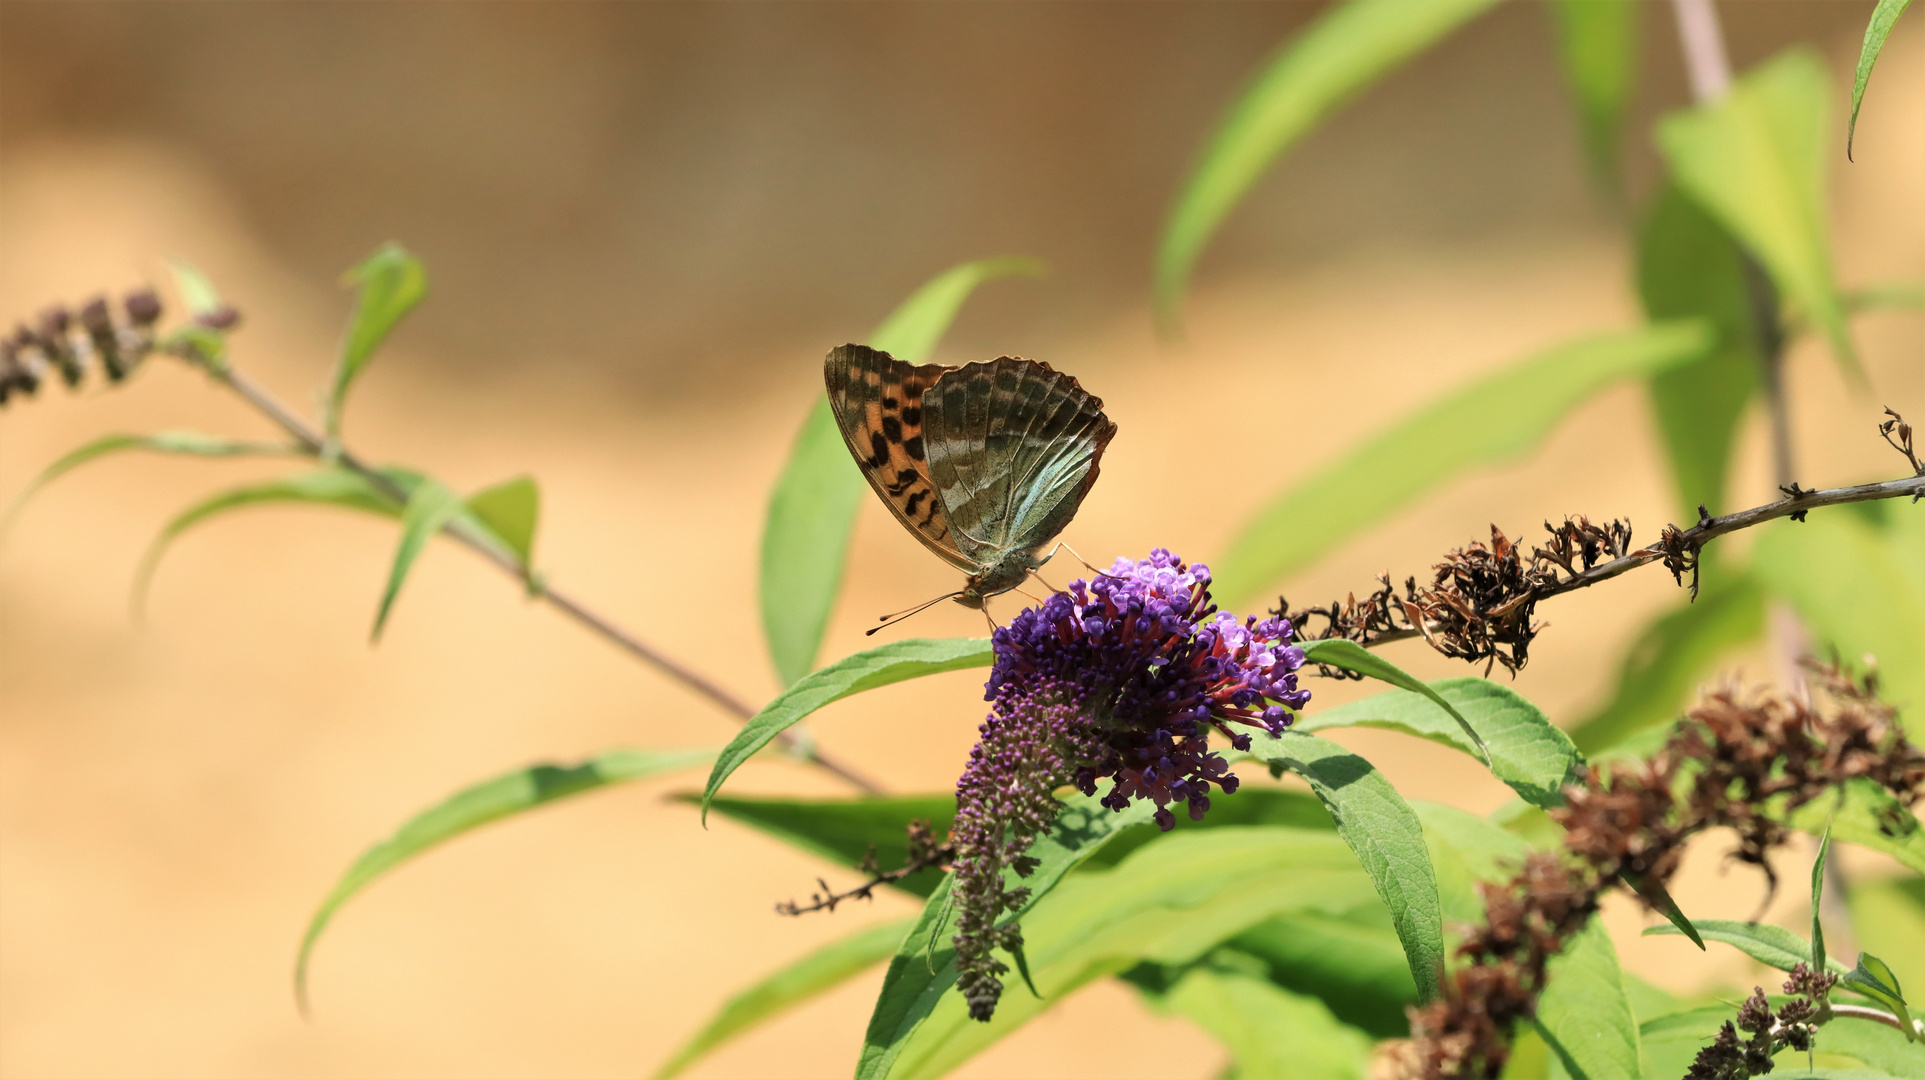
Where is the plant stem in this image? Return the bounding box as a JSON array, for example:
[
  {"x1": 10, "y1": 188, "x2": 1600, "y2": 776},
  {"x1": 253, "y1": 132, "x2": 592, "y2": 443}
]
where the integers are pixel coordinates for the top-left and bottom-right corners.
[
  {"x1": 1827, "y1": 1004, "x2": 1915, "y2": 1034},
  {"x1": 1360, "y1": 471, "x2": 1925, "y2": 649},
  {"x1": 207, "y1": 361, "x2": 884, "y2": 794}
]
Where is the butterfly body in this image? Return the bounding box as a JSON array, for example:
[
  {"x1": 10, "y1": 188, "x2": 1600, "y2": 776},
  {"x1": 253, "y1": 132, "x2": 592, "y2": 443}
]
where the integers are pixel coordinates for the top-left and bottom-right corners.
[{"x1": 824, "y1": 344, "x2": 1115, "y2": 609}]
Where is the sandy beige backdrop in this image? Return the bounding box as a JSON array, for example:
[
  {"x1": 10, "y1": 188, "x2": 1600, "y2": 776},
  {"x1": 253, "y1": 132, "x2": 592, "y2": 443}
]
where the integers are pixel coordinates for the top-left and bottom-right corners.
[{"x1": 1, "y1": 4, "x2": 1921, "y2": 1078}]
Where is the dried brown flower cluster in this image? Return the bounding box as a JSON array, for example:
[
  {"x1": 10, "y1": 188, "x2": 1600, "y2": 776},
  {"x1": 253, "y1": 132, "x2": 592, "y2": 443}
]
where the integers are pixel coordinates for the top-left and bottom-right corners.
[
  {"x1": 0, "y1": 291, "x2": 165, "y2": 405},
  {"x1": 1686, "y1": 964, "x2": 1836, "y2": 1080},
  {"x1": 1390, "y1": 661, "x2": 1925, "y2": 1080},
  {"x1": 1279, "y1": 516, "x2": 1633, "y2": 674}
]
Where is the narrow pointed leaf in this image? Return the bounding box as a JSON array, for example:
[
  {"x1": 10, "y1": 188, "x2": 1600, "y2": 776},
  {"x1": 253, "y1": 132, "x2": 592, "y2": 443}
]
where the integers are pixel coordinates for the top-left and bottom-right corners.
[
  {"x1": 134, "y1": 468, "x2": 404, "y2": 618},
  {"x1": 1245, "y1": 730, "x2": 1446, "y2": 1002},
  {"x1": 326, "y1": 242, "x2": 426, "y2": 438},
  {"x1": 1813, "y1": 827, "x2": 1833, "y2": 977},
  {"x1": 464, "y1": 474, "x2": 540, "y2": 569},
  {"x1": 759, "y1": 257, "x2": 1041, "y2": 688},
  {"x1": 1548, "y1": 0, "x2": 1637, "y2": 193},
  {"x1": 869, "y1": 826, "x2": 1378, "y2": 1080},
  {"x1": 297, "y1": 746, "x2": 713, "y2": 1013},
  {"x1": 1299, "y1": 639, "x2": 1490, "y2": 766},
  {"x1": 1298, "y1": 676, "x2": 1579, "y2": 807},
  {"x1": 3, "y1": 431, "x2": 292, "y2": 535},
  {"x1": 371, "y1": 476, "x2": 466, "y2": 641},
  {"x1": 703, "y1": 638, "x2": 992, "y2": 817},
  {"x1": 1621, "y1": 869, "x2": 1704, "y2": 950},
  {"x1": 1216, "y1": 322, "x2": 1711, "y2": 601},
  {"x1": 1643, "y1": 918, "x2": 1850, "y2": 975},
  {"x1": 652, "y1": 917, "x2": 915, "y2": 1080},
  {"x1": 1850, "y1": 0, "x2": 1916, "y2": 157},
  {"x1": 1157, "y1": 966, "x2": 1372, "y2": 1080},
  {"x1": 1637, "y1": 184, "x2": 1765, "y2": 520},
  {"x1": 1841, "y1": 953, "x2": 1915, "y2": 1040},
  {"x1": 1532, "y1": 917, "x2": 1642, "y2": 1080},
  {"x1": 1225, "y1": 910, "x2": 1419, "y2": 1037},
  {"x1": 857, "y1": 791, "x2": 1160, "y2": 1080},
  {"x1": 1658, "y1": 49, "x2": 1859, "y2": 380},
  {"x1": 1155, "y1": 0, "x2": 1501, "y2": 326},
  {"x1": 1568, "y1": 573, "x2": 1765, "y2": 754}
]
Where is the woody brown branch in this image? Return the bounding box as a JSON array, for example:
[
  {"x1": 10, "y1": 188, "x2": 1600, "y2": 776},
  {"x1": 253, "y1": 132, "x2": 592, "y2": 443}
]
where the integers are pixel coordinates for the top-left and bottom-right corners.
[{"x1": 1283, "y1": 411, "x2": 1925, "y2": 675}]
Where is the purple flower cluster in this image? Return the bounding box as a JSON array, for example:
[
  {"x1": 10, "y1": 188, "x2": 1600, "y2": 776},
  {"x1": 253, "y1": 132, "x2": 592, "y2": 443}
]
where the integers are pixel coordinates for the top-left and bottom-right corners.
[{"x1": 949, "y1": 549, "x2": 1310, "y2": 1021}]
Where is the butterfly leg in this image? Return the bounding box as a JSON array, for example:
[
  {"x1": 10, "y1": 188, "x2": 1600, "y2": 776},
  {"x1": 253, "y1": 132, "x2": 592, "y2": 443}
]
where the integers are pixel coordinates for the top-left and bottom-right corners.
[{"x1": 1047, "y1": 542, "x2": 1121, "y2": 579}]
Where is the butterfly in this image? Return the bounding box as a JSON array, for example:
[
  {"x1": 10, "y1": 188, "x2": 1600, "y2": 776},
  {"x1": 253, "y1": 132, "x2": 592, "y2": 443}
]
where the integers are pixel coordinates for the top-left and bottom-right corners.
[{"x1": 824, "y1": 343, "x2": 1117, "y2": 626}]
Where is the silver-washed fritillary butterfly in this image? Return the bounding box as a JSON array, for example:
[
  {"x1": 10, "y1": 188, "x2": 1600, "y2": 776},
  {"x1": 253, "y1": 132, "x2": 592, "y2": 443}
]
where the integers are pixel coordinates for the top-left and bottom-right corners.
[{"x1": 824, "y1": 343, "x2": 1117, "y2": 623}]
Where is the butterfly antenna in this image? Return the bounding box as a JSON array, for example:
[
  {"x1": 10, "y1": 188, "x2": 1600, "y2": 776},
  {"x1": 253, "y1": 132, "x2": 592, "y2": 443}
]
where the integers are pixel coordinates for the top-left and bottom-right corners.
[{"x1": 867, "y1": 591, "x2": 964, "y2": 636}]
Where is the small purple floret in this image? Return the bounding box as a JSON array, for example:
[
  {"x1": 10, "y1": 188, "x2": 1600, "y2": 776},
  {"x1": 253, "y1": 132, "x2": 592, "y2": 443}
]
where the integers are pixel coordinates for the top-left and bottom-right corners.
[{"x1": 948, "y1": 549, "x2": 1309, "y2": 1021}]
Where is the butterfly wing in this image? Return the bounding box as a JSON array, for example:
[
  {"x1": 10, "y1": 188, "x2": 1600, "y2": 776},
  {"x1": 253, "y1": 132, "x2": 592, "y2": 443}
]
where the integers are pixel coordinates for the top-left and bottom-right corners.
[
  {"x1": 921, "y1": 357, "x2": 1116, "y2": 561},
  {"x1": 822, "y1": 344, "x2": 977, "y2": 572}
]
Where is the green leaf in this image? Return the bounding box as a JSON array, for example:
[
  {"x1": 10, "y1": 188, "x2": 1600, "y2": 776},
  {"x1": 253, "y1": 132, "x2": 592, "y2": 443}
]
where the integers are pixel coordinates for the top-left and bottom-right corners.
[
  {"x1": 1159, "y1": 964, "x2": 1372, "y2": 1080},
  {"x1": 703, "y1": 638, "x2": 992, "y2": 817},
  {"x1": 867, "y1": 826, "x2": 1379, "y2": 1080},
  {"x1": 1547, "y1": 0, "x2": 1638, "y2": 193},
  {"x1": 868, "y1": 257, "x2": 1045, "y2": 366},
  {"x1": 1850, "y1": 0, "x2": 1916, "y2": 158},
  {"x1": 652, "y1": 916, "x2": 914, "y2": 1080},
  {"x1": 133, "y1": 468, "x2": 404, "y2": 619},
  {"x1": 690, "y1": 794, "x2": 957, "y2": 899},
  {"x1": 1298, "y1": 677, "x2": 1580, "y2": 807},
  {"x1": 1415, "y1": 800, "x2": 1530, "y2": 925},
  {"x1": 1225, "y1": 909, "x2": 1419, "y2": 1038},
  {"x1": 1154, "y1": 0, "x2": 1501, "y2": 326},
  {"x1": 759, "y1": 257, "x2": 1041, "y2": 688},
  {"x1": 1533, "y1": 916, "x2": 1642, "y2": 1080},
  {"x1": 1787, "y1": 779, "x2": 1925, "y2": 877},
  {"x1": 1637, "y1": 184, "x2": 1766, "y2": 519},
  {"x1": 1567, "y1": 573, "x2": 1765, "y2": 754},
  {"x1": 1082, "y1": 786, "x2": 1336, "y2": 872},
  {"x1": 1842, "y1": 953, "x2": 1916, "y2": 1040},
  {"x1": 1622, "y1": 869, "x2": 1705, "y2": 951},
  {"x1": 1643, "y1": 918, "x2": 1850, "y2": 975},
  {"x1": 1215, "y1": 322, "x2": 1711, "y2": 601},
  {"x1": 1848, "y1": 876, "x2": 1925, "y2": 991},
  {"x1": 3, "y1": 430, "x2": 293, "y2": 536},
  {"x1": 1246, "y1": 730, "x2": 1446, "y2": 1002},
  {"x1": 464, "y1": 474, "x2": 539, "y2": 570},
  {"x1": 326, "y1": 243, "x2": 427, "y2": 439},
  {"x1": 296, "y1": 746, "x2": 713, "y2": 1013},
  {"x1": 167, "y1": 257, "x2": 226, "y2": 318},
  {"x1": 1753, "y1": 511, "x2": 1925, "y2": 738},
  {"x1": 371, "y1": 476, "x2": 467, "y2": 642},
  {"x1": 1299, "y1": 640, "x2": 1492, "y2": 767},
  {"x1": 1814, "y1": 827, "x2": 1834, "y2": 977},
  {"x1": 1657, "y1": 49, "x2": 1859, "y2": 381},
  {"x1": 858, "y1": 791, "x2": 1161, "y2": 1080}
]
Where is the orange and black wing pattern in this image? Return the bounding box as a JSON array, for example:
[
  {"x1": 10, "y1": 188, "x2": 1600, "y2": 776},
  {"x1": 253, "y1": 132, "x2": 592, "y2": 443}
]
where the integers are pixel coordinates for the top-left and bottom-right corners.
[{"x1": 823, "y1": 344, "x2": 976, "y2": 572}]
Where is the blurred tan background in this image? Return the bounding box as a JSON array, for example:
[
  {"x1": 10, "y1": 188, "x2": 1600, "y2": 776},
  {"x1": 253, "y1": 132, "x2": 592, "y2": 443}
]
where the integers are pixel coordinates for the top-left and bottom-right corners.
[{"x1": 1, "y1": 3, "x2": 1920, "y2": 1078}]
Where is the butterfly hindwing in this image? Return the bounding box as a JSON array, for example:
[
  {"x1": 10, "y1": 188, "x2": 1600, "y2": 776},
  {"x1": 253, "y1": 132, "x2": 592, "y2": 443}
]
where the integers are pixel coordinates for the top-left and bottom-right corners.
[
  {"x1": 922, "y1": 357, "x2": 1116, "y2": 562},
  {"x1": 822, "y1": 344, "x2": 975, "y2": 571}
]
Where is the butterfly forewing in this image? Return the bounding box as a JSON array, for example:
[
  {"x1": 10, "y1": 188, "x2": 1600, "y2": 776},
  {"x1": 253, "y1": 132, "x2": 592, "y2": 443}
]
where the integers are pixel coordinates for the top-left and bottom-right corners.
[
  {"x1": 922, "y1": 357, "x2": 1116, "y2": 561},
  {"x1": 823, "y1": 344, "x2": 975, "y2": 571}
]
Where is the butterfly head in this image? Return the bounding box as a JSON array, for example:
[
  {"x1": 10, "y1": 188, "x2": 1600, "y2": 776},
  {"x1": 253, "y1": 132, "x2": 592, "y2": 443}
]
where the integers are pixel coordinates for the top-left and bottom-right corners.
[{"x1": 958, "y1": 551, "x2": 1045, "y2": 609}]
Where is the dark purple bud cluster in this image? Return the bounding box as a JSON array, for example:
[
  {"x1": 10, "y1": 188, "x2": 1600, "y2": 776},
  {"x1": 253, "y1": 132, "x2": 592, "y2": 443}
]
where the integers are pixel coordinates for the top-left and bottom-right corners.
[
  {"x1": 951, "y1": 549, "x2": 1309, "y2": 1021},
  {"x1": 1, "y1": 290, "x2": 163, "y2": 406}
]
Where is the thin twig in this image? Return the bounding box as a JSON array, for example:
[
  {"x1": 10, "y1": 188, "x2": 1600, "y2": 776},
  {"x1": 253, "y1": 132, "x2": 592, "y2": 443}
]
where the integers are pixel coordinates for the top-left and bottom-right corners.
[
  {"x1": 1361, "y1": 472, "x2": 1925, "y2": 650},
  {"x1": 1828, "y1": 1004, "x2": 1917, "y2": 1034},
  {"x1": 203, "y1": 359, "x2": 883, "y2": 793}
]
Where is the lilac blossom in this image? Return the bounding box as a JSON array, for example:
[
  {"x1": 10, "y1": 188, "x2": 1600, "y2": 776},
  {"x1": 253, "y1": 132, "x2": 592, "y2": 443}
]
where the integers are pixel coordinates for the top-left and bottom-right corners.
[{"x1": 949, "y1": 549, "x2": 1310, "y2": 1021}]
